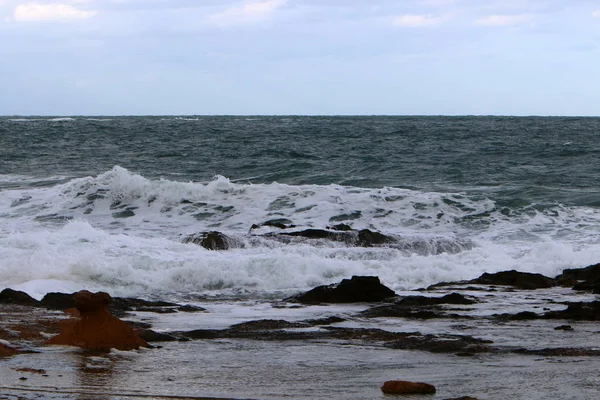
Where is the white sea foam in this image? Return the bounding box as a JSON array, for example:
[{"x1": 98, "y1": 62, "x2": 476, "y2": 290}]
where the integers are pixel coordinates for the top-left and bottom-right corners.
[
  {"x1": 48, "y1": 117, "x2": 75, "y2": 122},
  {"x1": 1, "y1": 167, "x2": 600, "y2": 300}
]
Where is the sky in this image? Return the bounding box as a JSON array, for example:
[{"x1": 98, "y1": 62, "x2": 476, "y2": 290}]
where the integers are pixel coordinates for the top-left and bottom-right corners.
[{"x1": 1, "y1": 0, "x2": 599, "y2": 115}]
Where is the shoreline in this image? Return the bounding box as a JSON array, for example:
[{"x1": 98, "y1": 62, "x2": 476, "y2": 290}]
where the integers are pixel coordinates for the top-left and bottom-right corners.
[{"x1": 2, "y1": 264, "x2": 599, "y2": 399}]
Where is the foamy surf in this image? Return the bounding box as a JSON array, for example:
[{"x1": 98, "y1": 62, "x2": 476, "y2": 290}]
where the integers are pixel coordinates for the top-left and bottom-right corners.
[{"x1": 1, "y1": 167, "x2": 600, "y2": 300}]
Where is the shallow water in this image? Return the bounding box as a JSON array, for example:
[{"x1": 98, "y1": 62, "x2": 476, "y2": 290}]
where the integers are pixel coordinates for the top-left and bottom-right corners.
[{"x1": 3, "y1": 339, "x2": 600, "y2": 400}]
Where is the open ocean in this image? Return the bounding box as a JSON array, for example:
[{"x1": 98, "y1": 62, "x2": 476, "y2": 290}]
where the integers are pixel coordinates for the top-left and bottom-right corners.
[{"x1": 1, "y1": 115, "x2": 600, "y2": 300}]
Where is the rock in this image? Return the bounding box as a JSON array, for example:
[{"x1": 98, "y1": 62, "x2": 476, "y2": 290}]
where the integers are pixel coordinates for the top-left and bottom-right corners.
[
  {"x1": 357, "y1": 229, "x2": 391, "y2": 246},
  {"x1": 177, "y1": 304, "x2": 206, "y2": 312},
  {"x1": 0, "y1": 342, "x2": 19, "y2": 357},
  {"x1": 494, "y1": 311, "x2": 540, "y2": 321},
  {"x1": 381, "y1": 380, "x2": 436, "y2": 395},
  {"x1": 444, "y1": 397, "x2": 479, "y2": 400},
  {"x1": 515, "y1": 347, "x2": 600, "y2": 356},
  {"x1": 287, "y1": 276, "x2": 396, "y2": 304},
  {"x1": 554, "y1": 325, "x2": 574, "y2": 331},
  {"x1": 472, "y1": 270, "x2": 556, "y2": 289},
  {"x1": 544, "y1": 301, "x2": 600, "y2": 321},
  {"x1": 46, "y1": 290, "x2": 149, "y2": 351},
  {"x1": 384, "y1": 333, "x2": 492, "y2": 353},
  {"x1": 41, "y1": 292, "x2": 75, "y2": 310},
  {"x1": 251, "y1": 219, "x2": 296, "y2": 230},
  {"x1": 360, "y1": 293, "x2": 474, "y2": 319},
  {"x1": 136, "y1": 329, "x2": 179, "y2": 342},
  {"x1": 0, "y1": 289, "x2": 40, "y2": 306},
  {"x1": 556, "y1": 263, "x2": 600, "y2": 283},
  {"x1": 183, "y1": 231, "x2": 232, "y2": 250},
  {"x1": 280, "y1": 228, "x2": 354, "y2": 243},
  {"x1": 327, "y1": 223, "x2": 353, "y2": 231},
  {"x1": 397, "y1": 293, "x2": 475, "y2": 306}
]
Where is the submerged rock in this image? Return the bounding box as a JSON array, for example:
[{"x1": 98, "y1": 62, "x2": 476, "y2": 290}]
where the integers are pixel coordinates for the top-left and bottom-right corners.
[
  {"x1": 183, "y1": 231, "x2": 234, "y2": 250},
  {"x1": 381, "y1": 380, "x2": 436, "y2": 395},
  {"x1": 46, "y1": 290, "x2": 150, "y2": 352},
  {"x1": 287, "y1": 276, "x2": 396, "y2": 304}
]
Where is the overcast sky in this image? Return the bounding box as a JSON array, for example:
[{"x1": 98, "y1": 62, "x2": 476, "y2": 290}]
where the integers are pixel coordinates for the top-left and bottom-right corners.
[{"x1": 1, "y1": 0, "x2": 599, "y2": 115}]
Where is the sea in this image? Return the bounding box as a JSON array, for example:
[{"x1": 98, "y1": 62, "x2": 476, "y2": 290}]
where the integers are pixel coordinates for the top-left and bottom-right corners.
[
  {"x1": 2, "y1": 116, "x2": 600, "y2": 400},
  {"x1": 1, "y1": 115, "x2": 600, "y2": 301}
]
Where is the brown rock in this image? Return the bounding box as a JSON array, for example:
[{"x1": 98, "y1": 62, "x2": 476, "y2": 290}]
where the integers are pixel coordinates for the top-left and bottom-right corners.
[
  {"x1": 0, "y1": 342, "x2": 19, "y2": 357},
  {"x1": 46, "y1": 290, "x2": 149, "y2": 352},
  {"x1": 381, "y1": 380, "x2": 436, "y2": 395}
]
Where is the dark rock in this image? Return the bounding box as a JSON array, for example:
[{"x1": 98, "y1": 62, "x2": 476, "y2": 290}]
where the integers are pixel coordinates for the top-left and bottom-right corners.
[
  {"x1": 444, "y1": 397, "x2": 479, "y2": 400},
  {"x1": 280, "y1": 228, "x2": 353, "y2": 243},
  {"x1": 134, "y1": 307, "x2": 177, "y2": 314},
  {"x1": 137, "y1": 329, "x2": 179, "y2": 342},
  {"x1": 361, "y1": 293, "x2": 474, "y2": 319},
  {"x1": 397, "y1": 293, "x2": 475, "y2": 306},
  {"x1": 472, "y1": 270, "x2": 556, "y2": 289},
  {"x1": 357, "y1": 229, "x2": 391, "y2": 246},
  {"x1": 0, "y1": 289, "x2": 40, "y2": 307},
  {"x1": 110, "y1": 297, "x2": 179, "y2": 316},
  {"x1": 515, "y1": 347, "x2": 600, "y2": 356},
  {"x1": 327, "y1": 223, "x2": 353, "y2": 231},
  {"x1": 381, "y1": 380, "x2": 436, "y2": 395},
  {"x1": 361, "y1": 305, "x2": 449, "y2": 319},
  {"x1": 287, "y1": 276, "x2": 396, "y2": 304},
  {"x1": 495, "y1": 311, "x2": 540, "y2": 321},
  {"x1": 183, "y1": 231, "x2": 232, "y2": 250},
  {"x1": 384, "y1": 333, "x2": 493, "y2": 353},
  {"x1": 544, "y1": 301, "x2": 600, "y2": 321},
  {"x1": 230, "y1": 319, "x2": 308, "y2": 331},
  {"x1": 554, "y1": 325, "x2": 574, "y2": 331},
  {"x1": 177, "y1": 304, "x2": 206, "y2": 312},
  {"x1": 41, "y1": 292, "x2": 75, "y2": 310},
  {"x1": 556, "y1": 263, "x2": 600, "y2": 283},
  {"x1": 251, "y1": 219, "x2": 296, "y2": 230},
  {"x1": 301, "y1": 316, "x2": 345, "y2": 326}
]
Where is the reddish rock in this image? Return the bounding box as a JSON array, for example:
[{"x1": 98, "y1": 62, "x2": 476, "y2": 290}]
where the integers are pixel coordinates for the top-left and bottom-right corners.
[
  {"x1": 381, "y1": 380, "x2": 436, "y2": 395},
  {"x1": 0, "y1": 342, "x2": 19, "y2": 357},
  {"x1": 46, "y1": 290, "x2": 149, "y2": 352}
]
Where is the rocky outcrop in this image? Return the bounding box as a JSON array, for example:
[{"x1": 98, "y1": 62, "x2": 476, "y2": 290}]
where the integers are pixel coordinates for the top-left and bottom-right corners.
[
  {"x1": 543, "y1": 301, "x2": 600, "y2": 321},
  {"x1": 557, "y1": 263, "x2": 600, "y2": 293},
  {"x1": 428, "y1": 270, "x2": 556, "y2": 290},
  {"x1": 46, "y1": 290, "x2": 149, "y2": 352},
  {"x1": 286, "y1": 276, "x2": 396, "y2": 304},
  {"x1": 471, "y1": 270, "x2": 556, "y2": 289},
  {"x1": 381, "y1": 380, "x2": 436, "y2": 395},
  {"x1": 360, "y1": 293, "x2": 474, "y2": 319},
  {"x1": 0, "y1": 289, "x2": 40, "y2": 306}
]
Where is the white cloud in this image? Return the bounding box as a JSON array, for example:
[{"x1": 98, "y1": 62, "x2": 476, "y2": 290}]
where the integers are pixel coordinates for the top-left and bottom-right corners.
[
  {"x1": 209, "y1": 0, "x2": 286, "y2": 26},
  {"x1": 393, "y1": 14, "x2": 442, "y2": 27},
  {"x1": 593, "y1": 10, "x2": 600, "y2": 18},
  {"x1": 13, "y1": 2, "x2": 97, "y2": 22},
  {"x1": 475, "y1": 14, "x2": 533, "y2": 27}
]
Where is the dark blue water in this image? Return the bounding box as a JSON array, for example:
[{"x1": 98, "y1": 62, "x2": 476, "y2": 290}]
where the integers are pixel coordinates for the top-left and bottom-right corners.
[{"x1": 2, "y1": 116, "x2": 600, "y2": 206}]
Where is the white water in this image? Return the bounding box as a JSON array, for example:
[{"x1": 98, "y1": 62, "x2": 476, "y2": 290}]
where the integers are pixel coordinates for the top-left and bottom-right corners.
[{"x1": 2, "y1": 166, "x2": 600, "y2": 300}]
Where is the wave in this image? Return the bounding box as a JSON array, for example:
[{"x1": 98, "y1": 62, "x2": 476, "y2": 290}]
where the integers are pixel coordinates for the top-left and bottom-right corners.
[{"x1": 2, "y1": 166, "x2": 600, "y2": 299}]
